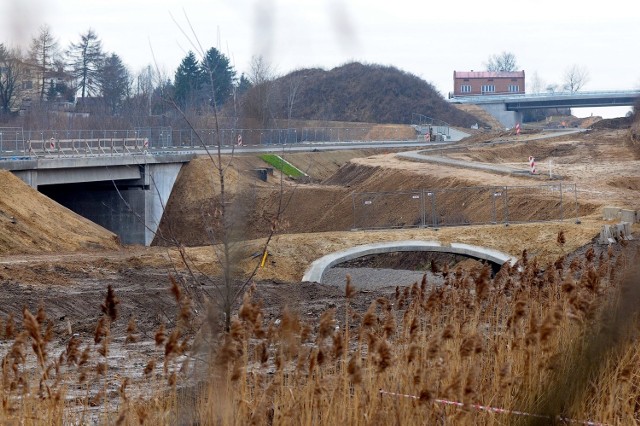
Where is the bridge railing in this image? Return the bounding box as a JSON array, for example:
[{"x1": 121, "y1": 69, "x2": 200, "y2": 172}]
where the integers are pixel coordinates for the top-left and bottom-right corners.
[
  {"x1": 26, "y1": 138, "x2": 149, "y2": 157},
  {"x1": 351, "y1": 183, "x2": 578, "y2": 230},
  {"x1": 168, "y1": 127, "x2": 410, "y2": 147},
  {"x1": 450, "y1": 89, "x2": 640, "y2": 103},
  {"x1": 1, "y1": 125, "x2": 427, "y2": 156}
]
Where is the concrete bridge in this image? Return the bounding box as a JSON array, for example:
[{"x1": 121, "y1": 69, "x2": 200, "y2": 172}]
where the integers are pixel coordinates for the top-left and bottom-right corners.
[
  {"x1": 1, "y1": 150, "x2": 194, "y2": 245},
  {"x1": 450, "y1": 90, "x2": 640, "y2": 128}
]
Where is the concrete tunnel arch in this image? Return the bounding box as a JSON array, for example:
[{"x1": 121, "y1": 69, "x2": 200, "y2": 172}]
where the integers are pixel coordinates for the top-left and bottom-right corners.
[{"x1": 302, "y1": 240, "x2": 518, "y2": 283}]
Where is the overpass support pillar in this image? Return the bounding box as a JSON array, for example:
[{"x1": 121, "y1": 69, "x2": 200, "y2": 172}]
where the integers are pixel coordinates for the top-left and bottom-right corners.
[
  {"x1": 11, "y1": 170, "x2": 38, "y2": 188},
  {"x1": 144, "y1": 163, "x2": 183, "y2": 246},
  {"x1": 478, "y1": 103, "x2": 523, "y2": 129}
]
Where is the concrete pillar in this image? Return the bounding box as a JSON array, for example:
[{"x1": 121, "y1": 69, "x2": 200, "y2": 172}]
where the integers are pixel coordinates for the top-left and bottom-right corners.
[
  {"x1": 12, "y1": 170, "x2": 38, "y2": 188},
  {"x1": 477, "y1": 104, "x2": 523, "y2": 129},
  {"x1": 144, "y1": 163, "x2": 183, "y2": 246}
]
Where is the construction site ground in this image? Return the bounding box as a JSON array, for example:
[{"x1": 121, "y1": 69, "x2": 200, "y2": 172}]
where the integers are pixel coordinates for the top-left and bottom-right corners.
[{"x1": 0, "y1": 120, "x2": 639, "y2": 411}]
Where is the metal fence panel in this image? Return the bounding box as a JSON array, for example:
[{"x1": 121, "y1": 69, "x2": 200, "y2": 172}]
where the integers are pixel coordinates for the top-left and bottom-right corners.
[
  {"x1": 430, "y1": 187, "x2": 503, "y2": 227},
  {"x1": 352, "y1": 191, "x2": 424, "y2": 230},
  {"x1": 352, "y1": 184, "x2": 577, "y2": 230},
  {"x1": 504, "y1": 184, "x2": 566, "y2": 223}
]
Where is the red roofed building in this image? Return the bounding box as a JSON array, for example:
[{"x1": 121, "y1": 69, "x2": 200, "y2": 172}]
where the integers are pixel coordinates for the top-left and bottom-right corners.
[{"x1": 453, "y1": 70, "x2": 525, "y2": 96}]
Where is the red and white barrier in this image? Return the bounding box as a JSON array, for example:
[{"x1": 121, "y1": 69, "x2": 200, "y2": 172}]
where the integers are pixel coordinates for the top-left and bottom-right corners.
[
  {"x1": 528, "y1": 156, "x2": 536, "y2": 174},
  {"x1": 49, "y1": 138, "x2": 56, "y2": 150},
  {"x1": 237, "y1": 134, "x2": 243, "y2": 146},
  {"x1": 379, "y1": 390, "x2": 608, "y2": 426},
  {"x1": 515, "y1": 122, "x2": 521, "y2": 135}
]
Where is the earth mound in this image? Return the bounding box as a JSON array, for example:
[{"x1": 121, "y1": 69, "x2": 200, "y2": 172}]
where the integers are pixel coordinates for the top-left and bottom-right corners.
[
  {"x1": 238, "y1": 62, "x2": 482, "y2": 127},
  {"x1": 0, "y1": 170, "x2": 120, "y2": 255}
]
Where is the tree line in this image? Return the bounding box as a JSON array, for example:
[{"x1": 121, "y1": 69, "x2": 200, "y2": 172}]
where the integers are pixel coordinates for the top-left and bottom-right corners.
[{"x1": 0, "y1": 25, "x2": 264, "y2": 122}]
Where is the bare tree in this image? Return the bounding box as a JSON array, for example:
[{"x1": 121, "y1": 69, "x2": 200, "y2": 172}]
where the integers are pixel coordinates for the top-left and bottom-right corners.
[
  {"x1": 563, "y1": 65, "x2": 589, "y2": 93},
  {"x1": 529, "y1": 71, "x2": 545, "y2": 94},
  {"x1": 0, "y1": 44, "x2": 23, "y2": 115},
  {"x1": 246, "y1": 55, "x2": 276, "y2": 126},
  {"x1": 546, "y1": 83, "x2": 559, "y2": 94},
  {"x1": 286, "y1": 71, "x2": 305, "y2": 126},
  {"x1": 30, "y1": 24, "x2": 59, "y2": 101},
  {"x1": 155, "y1": 18, "x2": 285, "y2": 332},
  {"x1": 485, "y1": 51, "x2": 519, "y2": 72},
  {"x1": 67, "y1": 29, "x2": 105, "y2": 99}
]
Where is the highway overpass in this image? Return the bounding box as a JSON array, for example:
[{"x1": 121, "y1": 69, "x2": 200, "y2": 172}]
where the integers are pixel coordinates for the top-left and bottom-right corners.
[
  {"x1": 1, "y1": 148, "x2": 194, "y2": 246},
  {"x1": 450, "y1": 90, "x2": 640, "y2": 128}
]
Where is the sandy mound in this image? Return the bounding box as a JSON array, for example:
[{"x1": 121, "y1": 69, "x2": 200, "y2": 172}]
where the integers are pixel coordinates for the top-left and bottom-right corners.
[{"x1": 0, "y1": 170, "x2": 120, "y2": 255}]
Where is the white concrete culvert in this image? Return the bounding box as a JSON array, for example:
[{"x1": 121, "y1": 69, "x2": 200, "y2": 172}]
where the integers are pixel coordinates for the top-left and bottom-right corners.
[{"x1": 302, "y1": 240, "x2": 517, "y2": 283}]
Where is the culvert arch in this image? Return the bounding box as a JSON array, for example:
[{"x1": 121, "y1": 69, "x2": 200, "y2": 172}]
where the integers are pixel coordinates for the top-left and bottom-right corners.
[{"x1": 302, "y1": 240, "x2": 517, "y2": 283}]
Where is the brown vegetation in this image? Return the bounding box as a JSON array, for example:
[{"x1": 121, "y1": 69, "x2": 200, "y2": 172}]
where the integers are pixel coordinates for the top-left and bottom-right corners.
[{"x1": 1, "y1": 238, "x2": 639, "y2": 424}]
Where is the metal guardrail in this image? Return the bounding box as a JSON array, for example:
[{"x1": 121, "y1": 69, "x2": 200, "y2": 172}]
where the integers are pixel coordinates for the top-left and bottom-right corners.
[
  {"x1": 351, "y1": 184, "x2": 578, "y2": 230},
  {"x1": 26, "y1": 138, "x2": 150, "y2": 157},
  {"x1": 0, "y1": 126, "x2": 430, "y2": 156},
  {"x1": 450, "y1": 90, "x2": 640, "y2": 104}
]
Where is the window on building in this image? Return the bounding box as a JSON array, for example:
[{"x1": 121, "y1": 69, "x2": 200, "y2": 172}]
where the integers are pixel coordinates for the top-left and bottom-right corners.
[
  {"x1": 22, "y1": 80, "x2": 33, "y2": 90},
  {"x1": 508, "y1": 85, "x2": 520, "y2": 92},
  {"x1": 481, "y1": 85, "x2": 495, "y2": 93},
  {"x1": 460, "y1": 85, "x2": 471, "y2": 93}
]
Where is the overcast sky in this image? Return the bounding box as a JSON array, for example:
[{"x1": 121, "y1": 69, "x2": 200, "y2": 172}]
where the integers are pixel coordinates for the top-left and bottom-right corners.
[{"x1": 2, "y1": 0, "x2": 638, "y2": 118}]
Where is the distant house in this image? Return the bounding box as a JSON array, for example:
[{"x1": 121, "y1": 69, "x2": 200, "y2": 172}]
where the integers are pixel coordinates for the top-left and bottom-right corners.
[{"x1": 452, "y1": 70, "x2": 525, "y2": 97}]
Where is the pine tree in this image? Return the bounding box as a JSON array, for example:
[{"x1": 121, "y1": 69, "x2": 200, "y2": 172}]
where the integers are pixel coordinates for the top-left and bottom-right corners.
[
  {"x1": 173, "y1": 51, "x2": 202, "y2": 110},
  {"x1": 200, "y1": 47, "x2": 236, "y2": 109},
  {"x1": 99, "y1": 53, "x2": 130, "y2": 115}
]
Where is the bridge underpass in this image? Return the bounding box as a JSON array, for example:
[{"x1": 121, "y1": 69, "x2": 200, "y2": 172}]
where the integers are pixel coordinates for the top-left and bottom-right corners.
[{"x1": 3, "y1": 153, "x2": 194, "y2": 245}]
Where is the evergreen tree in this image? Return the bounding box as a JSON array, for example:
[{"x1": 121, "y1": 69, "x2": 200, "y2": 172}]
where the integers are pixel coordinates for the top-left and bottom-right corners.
[
  {"x1": 236, "y1": 73, "x2": 252, "y2": 95},
  {"x1": 200, "y1": 47, "x2": 236, "y2": 109},
  {"x1": 99, "y1": 53, "x2": 130, "y2": 115},
  {"x1": 173, "y1": 51, "x2": 202, "y2": 110}
]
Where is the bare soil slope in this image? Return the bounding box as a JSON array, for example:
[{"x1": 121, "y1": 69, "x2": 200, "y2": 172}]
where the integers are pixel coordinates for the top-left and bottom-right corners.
[{"x1": 0, "y1": 170, "x2": 120, "y2": 255}]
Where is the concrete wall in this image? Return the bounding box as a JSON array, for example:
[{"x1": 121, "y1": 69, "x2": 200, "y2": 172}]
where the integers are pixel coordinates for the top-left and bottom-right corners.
[
  {"x1": 144, "y1": 163, "x2": 183, "y2": 246},
  {"x1": 477, "y1": 104, "x2": 523, "y2": 129}
]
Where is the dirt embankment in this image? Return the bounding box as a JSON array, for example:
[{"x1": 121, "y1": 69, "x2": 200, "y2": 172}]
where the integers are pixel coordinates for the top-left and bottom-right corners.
[
  {"x1": 0, "y1": 171, "x2": 120, "y2": 255},
  {"x1": 156, "y1": 150, "x2": 601, "y2": 250}
]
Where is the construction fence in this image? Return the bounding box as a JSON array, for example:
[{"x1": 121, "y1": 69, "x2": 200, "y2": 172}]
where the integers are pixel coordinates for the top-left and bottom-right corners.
[
  {"x1": 0, "y1": 126, "x2": 430, "y2": 155},
  {"x1": 351, "y1": 184, "x2": 578, "y2": 230}
]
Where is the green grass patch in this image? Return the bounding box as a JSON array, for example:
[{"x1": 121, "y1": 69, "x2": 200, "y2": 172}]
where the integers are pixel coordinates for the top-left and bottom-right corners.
[{"x1": 259, "y1": 154, "x2": 306, "y2": 178}]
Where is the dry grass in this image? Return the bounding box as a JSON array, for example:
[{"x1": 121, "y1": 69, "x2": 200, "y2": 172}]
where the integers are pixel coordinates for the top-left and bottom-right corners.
[{"x1": 1, "y1": 240, "x2": 640, "y2": 425}]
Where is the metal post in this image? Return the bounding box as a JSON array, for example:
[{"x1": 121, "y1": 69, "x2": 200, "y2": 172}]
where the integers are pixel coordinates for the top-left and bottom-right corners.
[
  {"x1": 504, "y1": 186, "x2": 509, "y2": 225},
  {"x1": 0, "y1": 132, "x2": 3, "y2": 154},
  {"x1": 574, "y1": 184, "x2": 580, "y2": 224},
  {"x1": 559, "y1": 182, "x2": 564, "y2": 221},
  {"x1": 421, "y1": 189, "x2": 426, "y2": 228},
  {"x1": 351, "y1": 192, "x2": 357, "y2": 230},
  {"x1": 492, "y1": 189, "x2": 497, "y2": 224}
]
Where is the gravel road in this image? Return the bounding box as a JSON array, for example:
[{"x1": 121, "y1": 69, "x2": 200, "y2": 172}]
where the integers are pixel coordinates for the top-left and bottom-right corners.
[{"x1": 323, "y1": 267, "x2": 445, "y2": 291}]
